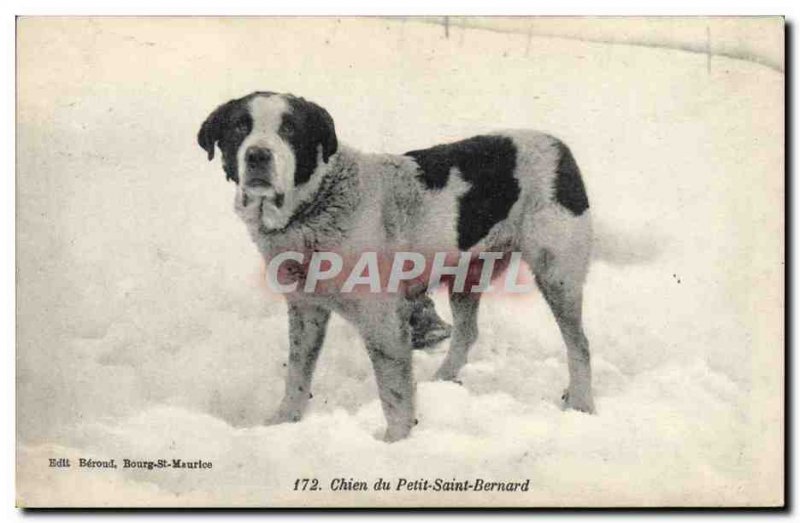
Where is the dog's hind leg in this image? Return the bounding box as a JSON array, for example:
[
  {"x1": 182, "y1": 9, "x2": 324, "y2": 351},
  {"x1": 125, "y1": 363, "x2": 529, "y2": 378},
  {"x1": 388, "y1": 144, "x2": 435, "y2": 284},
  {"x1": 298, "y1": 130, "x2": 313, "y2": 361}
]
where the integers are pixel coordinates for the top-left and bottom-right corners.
[
  {"x1": 433, "y1": 292, "x2": 481, "y2": 382},
  {"x1": 536, "y1": 265, "x2": 594, "y2": 413},
  {"x1": 268, "y1": 300, "x2": 331, "y2": 425},
  {"x1": 409, "y1": 294, "x2": 452, "y2": 349},
  {"x1": 523, "y1": 208, "x2": 594, "y2": 413}
]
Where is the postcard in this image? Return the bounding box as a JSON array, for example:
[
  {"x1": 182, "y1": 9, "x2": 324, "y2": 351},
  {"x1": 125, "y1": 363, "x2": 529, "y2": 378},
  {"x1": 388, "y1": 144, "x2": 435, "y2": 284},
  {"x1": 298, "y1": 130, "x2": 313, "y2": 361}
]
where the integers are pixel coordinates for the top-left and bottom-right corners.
[{"x1": 16, "y1": 16, "x2": 784, "y2": 507}]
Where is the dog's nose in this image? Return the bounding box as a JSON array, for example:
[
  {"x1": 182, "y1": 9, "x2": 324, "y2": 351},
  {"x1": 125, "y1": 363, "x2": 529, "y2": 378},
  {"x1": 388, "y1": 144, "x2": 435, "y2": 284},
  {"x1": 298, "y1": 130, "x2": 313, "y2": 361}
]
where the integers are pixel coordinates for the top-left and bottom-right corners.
[{"x1": 245, "y1": 147, "x2": 273, "y2": 169}]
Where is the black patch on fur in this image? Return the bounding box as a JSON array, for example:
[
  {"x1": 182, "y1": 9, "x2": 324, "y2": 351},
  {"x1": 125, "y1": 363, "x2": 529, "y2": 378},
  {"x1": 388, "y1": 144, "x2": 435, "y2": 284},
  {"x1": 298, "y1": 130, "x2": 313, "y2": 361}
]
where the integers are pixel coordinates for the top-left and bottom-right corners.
[
  {"x1": 553, "y1": 141, "x2": 589, "y2": 215},
  {"x1": 197, "y1": 91, "x2": 275, "y2": 183},
  {"x1": 405, "y1": 135, "x2": 520, "y2": 250},
  {"x1": 281, "y1": 96, "x2": 338, "y2": 186}
]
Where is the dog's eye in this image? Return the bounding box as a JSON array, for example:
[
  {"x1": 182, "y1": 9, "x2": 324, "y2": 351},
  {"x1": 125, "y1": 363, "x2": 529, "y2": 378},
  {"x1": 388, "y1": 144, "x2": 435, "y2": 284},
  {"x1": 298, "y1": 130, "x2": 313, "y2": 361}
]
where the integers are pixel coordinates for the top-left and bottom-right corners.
[
  {"x1": 282, "y1": 121, "x2": 295, "y2": 136},
  {"x1": 234, "y1": 120, "x2": 249, "y2": 134}
]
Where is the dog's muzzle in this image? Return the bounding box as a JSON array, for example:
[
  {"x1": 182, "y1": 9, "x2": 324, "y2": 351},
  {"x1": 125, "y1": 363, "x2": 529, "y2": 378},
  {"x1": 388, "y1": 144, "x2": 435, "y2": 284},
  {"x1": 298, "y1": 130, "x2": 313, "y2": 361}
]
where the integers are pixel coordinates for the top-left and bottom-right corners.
[
  {"x1": 243, "y1": 146, "x2": 283, "y2": 208},
  {"x1": 246, "y1": 146, "x2": 272, "y2": 170},
  {"x1": 244, "y1": 146, "x2": 273, "y2": 187}
]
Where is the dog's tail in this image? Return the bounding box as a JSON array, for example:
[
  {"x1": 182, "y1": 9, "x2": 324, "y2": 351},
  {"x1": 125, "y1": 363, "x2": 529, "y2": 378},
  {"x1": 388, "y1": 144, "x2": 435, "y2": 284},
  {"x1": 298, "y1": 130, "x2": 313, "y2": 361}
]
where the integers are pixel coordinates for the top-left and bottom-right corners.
[{"x1": 591, "y1": 218, "x2": 665, "y2": 266}]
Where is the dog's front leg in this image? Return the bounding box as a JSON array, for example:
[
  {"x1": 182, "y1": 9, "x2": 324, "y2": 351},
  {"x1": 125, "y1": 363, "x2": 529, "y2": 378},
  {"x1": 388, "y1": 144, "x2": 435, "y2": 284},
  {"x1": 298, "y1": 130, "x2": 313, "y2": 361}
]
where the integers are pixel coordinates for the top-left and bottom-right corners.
[
  {"x1": 268, "y1": 300, "x2": 331, "y2": 425},
  {"x1": 350, "y1": 300, "x2": 415, "y2": 442},
  {"x1": 366, "y1": 340, "x2": 415, "y2": 442}
]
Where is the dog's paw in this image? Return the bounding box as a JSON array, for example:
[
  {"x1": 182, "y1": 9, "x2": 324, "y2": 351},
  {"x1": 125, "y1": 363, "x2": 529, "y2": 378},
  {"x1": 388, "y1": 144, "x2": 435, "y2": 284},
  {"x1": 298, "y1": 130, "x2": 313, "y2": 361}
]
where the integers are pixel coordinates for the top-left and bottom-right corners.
[
  {"x1": 265, "y1": 410, "x2": 302, "y2": 426},
  {"x1": 561, "y1": 389, "x2": 596, "y2": 414},
  {"x1": 432, "y1": 367, "x2": 463, "y2": 385},
  {"x1": 412, "y1": 326, "x2": 452, "y2": 350},
  {"x1": 382, "y1": 425, "x2": 412, "y2": 443}
]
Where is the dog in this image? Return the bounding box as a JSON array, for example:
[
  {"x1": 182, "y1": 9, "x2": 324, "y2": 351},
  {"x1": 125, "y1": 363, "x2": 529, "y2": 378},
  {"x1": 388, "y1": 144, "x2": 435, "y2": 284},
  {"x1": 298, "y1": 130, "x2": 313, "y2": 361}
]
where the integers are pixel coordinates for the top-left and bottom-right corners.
[{"x1": 198, "y1": 91, "x2": 594, "y2": 441}]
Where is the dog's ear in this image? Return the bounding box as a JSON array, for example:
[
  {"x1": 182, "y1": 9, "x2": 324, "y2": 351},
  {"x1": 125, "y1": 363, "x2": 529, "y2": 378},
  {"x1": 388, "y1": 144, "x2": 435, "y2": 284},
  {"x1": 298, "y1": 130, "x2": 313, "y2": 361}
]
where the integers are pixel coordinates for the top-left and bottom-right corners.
[
  {"x1": 305, "y1": 100, "x2": 338, "y2": 163},
  {"x1": 197, "y1": 99, "x2": 237, "y2": 161}
]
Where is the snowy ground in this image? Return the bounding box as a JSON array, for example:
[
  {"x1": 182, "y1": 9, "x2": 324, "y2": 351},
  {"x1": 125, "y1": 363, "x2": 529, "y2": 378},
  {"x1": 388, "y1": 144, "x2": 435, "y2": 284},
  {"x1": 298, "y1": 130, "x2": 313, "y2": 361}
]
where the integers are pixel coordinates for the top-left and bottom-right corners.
[{"x1": 16, "y1": 18, "x2": 783, "y2": 506}]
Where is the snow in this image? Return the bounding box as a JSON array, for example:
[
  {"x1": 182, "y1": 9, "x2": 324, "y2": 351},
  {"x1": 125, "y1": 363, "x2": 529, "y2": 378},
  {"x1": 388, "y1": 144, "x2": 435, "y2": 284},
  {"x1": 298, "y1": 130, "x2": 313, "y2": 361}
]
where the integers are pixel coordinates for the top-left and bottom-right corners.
[{"x1": 16, "y1": 18, "x2": 783, "y2": 506}]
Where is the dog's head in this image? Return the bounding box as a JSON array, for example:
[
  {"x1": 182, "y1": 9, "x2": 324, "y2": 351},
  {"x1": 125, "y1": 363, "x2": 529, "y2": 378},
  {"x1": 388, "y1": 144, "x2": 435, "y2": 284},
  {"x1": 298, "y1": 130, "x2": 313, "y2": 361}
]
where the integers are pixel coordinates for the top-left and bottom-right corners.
[{"x1": 198, "y1": 92, "x2": 338, "y2": 229}]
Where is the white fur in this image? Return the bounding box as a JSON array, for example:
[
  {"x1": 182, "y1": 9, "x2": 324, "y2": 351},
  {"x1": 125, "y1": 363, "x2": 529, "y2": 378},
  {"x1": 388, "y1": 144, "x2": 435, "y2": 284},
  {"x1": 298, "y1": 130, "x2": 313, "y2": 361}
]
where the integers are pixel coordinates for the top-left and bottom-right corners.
[
  {"x1": 412, "y1": 168, "x2": 470, "y2": 252},
  {"x1": 238, "y1": 95, "x2": 296, "y2": 230}
]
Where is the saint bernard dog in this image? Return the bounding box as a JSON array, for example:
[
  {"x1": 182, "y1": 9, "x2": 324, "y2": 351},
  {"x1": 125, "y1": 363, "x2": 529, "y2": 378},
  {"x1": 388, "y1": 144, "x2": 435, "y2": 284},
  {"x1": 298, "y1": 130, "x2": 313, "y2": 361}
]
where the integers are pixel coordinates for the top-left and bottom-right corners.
[{"x1": 198, "y1": 91, "x2": 594, "y2": 441}]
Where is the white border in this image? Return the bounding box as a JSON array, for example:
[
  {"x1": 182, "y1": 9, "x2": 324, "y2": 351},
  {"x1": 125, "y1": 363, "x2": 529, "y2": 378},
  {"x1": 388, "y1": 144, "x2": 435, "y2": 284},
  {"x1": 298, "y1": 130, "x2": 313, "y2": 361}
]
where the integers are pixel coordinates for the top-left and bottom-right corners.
[
  {"x1": 5, "y1": 0, "x2": 797, "y2": 15},
  {"x1": 4, "y1": 0, "x2": 793, "y2": 520}
]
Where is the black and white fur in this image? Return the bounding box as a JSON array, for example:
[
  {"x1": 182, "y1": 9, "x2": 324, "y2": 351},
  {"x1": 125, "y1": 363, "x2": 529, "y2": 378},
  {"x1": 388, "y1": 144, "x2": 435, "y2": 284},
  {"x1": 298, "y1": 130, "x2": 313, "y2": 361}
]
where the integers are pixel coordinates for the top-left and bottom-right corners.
[{"x1": 198, "y1": 91, "x2": 594, "y2": 441}]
